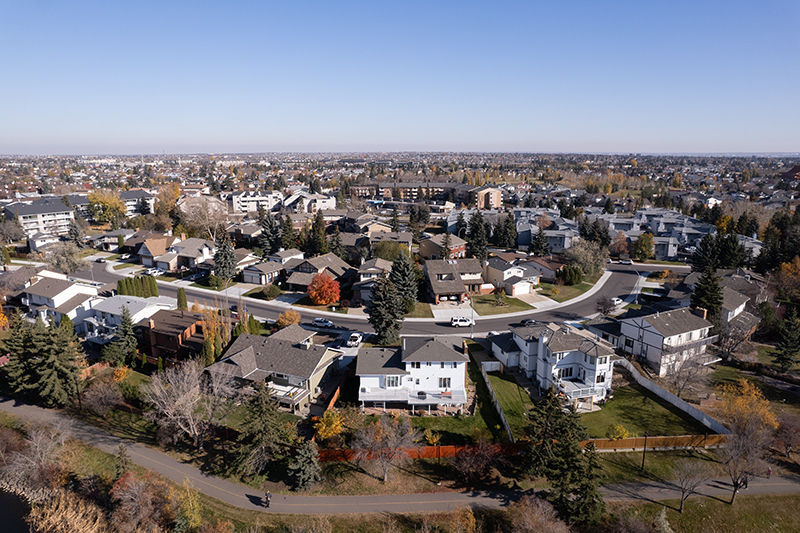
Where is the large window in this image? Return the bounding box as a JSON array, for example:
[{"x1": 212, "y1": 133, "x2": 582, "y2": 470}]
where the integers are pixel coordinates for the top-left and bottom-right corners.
[
  {"x1": 438, "y1": 377, "x2": 451, "y2": 389},
  {"x1": 386, "y1": 376, "x2": 399, "y2": 388},
  {"x1": 557, "y1": 367, "x2": 573, "y2": 379}
]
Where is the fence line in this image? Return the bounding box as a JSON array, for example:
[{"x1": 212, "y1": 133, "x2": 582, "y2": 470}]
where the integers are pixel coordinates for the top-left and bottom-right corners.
[
  {"x1": 613, "y1": 359, "x2": 730, "y2": 435},
  {"x1": 479, "y1": 367, "x2": 515, "y2": 443},
  {"x1": 318, "y1": 442, "x2": 523, "y2": 462},
  {"x1": 581, "y1": 433, "x2": 727, "y2": 453}
]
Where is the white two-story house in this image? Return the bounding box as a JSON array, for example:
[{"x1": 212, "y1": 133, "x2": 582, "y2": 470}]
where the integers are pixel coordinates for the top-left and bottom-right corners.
[
  {"x1": 356, "y1": 336, "x2": 469, "y2": 414},
  {"x1": 352, "y1": 258, "x2": 392, "y2": 304},
  {"x1": 482, "y1": 257, "x2": 538, "y2": 296},
  {"x1": 489, "y1": 322, "x2": 615, "y2": 406},
  {"x1": 619, "y1": 307, "x2": 715, "y2": 377},
  {"x1": 83, "y1": 295, "x2": 176, "y2": 343},
  {"x1": 22, "y1": 278, "x2": 99, "y2": 327}
]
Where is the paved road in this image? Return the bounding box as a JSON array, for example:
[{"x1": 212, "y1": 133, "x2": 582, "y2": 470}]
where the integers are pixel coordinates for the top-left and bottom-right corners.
[{"x1": 73, "y1": 262, "x2": 689, "y2": 336}]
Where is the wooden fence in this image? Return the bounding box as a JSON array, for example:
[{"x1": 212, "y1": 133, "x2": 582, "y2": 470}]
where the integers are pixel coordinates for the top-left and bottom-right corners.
[
  {"x1": 582, "y1": 433, "x2": 727, "y2": 452},
  {"x1": 318, "y1": 442, "x2": 524, "y2": 462},
  {"x1": 479, "y1": 366, "x2": 515, "y2": 443}
]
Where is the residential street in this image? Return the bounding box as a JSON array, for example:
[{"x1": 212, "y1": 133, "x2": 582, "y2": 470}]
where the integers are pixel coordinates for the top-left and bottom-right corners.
[{"x1": 3, "y1": 396, "x2": 799, "y2": 515}]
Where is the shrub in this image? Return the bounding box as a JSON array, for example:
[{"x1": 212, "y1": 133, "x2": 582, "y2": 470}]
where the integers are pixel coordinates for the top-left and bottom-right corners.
[
  {"x1": 265, "y1": 284, "x2": 283, "y2": 300},
  {"x1": 207, "y1": 274, "x2": 223, "y2": 289},
  {"x1": 606, "y1": 424, "x2": 629, "y2": 441},
  {"x1": 276, "y1": 310, "x2": 302, "y2": 328},
  {"x1": 339, "y1": 299, "x2": 351, "y2": 308}
]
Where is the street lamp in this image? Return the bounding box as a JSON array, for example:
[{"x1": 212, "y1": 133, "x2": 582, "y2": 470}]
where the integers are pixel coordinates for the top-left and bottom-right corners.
[{"x1": 641, "y1": 431, "x2": 649, "y2": 471}]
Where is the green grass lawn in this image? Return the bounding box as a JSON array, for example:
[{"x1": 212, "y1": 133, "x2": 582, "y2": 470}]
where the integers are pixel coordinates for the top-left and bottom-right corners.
[
  {"x1": 190, "y1": 280, "x2": 238, "y2": 291},
  {"x1": 486, "y1": 371, "x2": 535, "y2": 440},
  {"x1": 471, "y1": 295, "x2": 533, "y2": 316},
  {"x1": 753, "y1": 344, "x2": 800, "y2": 372},
  {"x1": 244, "y1": 286, "x2": 284, "y2": 301},
  {"x1": 293, "y1": 296, "x2": 349, "y2": 314},
  {"x1": 538, "y1": 281, "x2": 594, "y2": 303},
  {"x1": 405, "y1": 302, "x2": 434, "y2": 318},
  {"x1": 711, "y1": 364, "x2": 800, "y2": 417},
  {"x1": 642, "y1": 259, "x2": 686, "y2": 266},
  {"x1": 581, "y1": 384, "x2": 710, "y2": 438},
  {"x1": 640, "y1": 287, "x2": 655, "y2": 293},
  {"x1": 78, "y1": 248, "x2": 97, "y2": 258},
  {"x1": 113, "y1": 262, "x2": 137, "y2": 270},
  {"x1": 598, "y1": 448, "x2": 724, "y2": 485},
  {"x1": 623, "y1": 302, "x2": 642, "y2": 310}
]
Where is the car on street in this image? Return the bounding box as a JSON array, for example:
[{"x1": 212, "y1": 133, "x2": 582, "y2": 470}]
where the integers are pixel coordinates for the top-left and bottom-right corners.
[
  {"x1": 346, "y1": 333, "x2": 363, "y2": 347},
  {"x1": 522, "y1": 319, "x2": 538, "y2": 326},
  {"x1": 619, "y1": 259, "x2": 634, "y2": 265},
  {"x1": 450, "y1": 316, "x2": 474, "y2": 327},
  {"x1": 611, "y1": 297, "x2": 623, "y2": 306},
  {"x1": 119, "y1": 254, "x2": 131, "y2": 260},
  {"x1": 95, "y1": 258, "x2": 106, "y2": 263},
  {"x1": 312, "y1": 318, "x2": 335, "y2": 328}
]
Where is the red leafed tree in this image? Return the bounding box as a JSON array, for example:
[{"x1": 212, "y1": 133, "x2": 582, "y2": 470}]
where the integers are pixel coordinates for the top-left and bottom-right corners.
[{"x1": 307, "y1": 273, "x2": 340, "y2": 305}]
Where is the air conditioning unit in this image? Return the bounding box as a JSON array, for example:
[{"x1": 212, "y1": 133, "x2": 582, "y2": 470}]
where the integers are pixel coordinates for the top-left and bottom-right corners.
[
  {"x1": 361, "y1": 387, "x2": 369, "y2": 393},
  {"x1": 315, "y1": 387, "x2": 321, "y2": 394}
]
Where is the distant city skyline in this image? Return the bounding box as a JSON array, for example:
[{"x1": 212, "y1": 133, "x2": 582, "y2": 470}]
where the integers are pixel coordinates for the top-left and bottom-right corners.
[{"x1": 2, "y1": 1, "x2": 798, "y2": 155}]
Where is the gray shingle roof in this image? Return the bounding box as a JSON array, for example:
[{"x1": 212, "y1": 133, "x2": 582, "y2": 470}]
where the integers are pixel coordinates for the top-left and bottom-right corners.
[
  {"x1": 722, "y1": 287, "x2": 750, "y2": 312},
  {"x1": 356, "y1": 347, "x2": 408, "y2": 376},
  {"x1": 489, "y1": 332, "x2": 518, "y2": 353},
  {"x1": 401, "y1": 336, "x2": 468, "y2": 363},
  {"x1": 25, "y1": 278, "x2": 74, "y2": 298},
  {"x1": 642, "y1": 308, "x2": 712, "y2": 337}
]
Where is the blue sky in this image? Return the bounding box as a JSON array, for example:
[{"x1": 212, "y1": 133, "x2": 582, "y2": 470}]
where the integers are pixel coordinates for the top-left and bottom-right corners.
[{"x1": 1, "y1": 1, "x2": 798, "y2": 155}]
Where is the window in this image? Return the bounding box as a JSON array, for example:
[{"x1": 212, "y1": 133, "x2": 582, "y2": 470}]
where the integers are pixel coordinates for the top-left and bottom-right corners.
[
  {"x1": 625, "y1": 339, "x2": 634, "y2": 348},
  {"x1": 415, "y1": 379, "x2": 419, "y2": 385},
  {"x1": 441, "y1": 362, "x2": 445, "y2": 368},
  {"x1": 410, "y1": 362, "x2": 420, "y2": 369},
  {"x1": 596, "y1": 374, "x2": 605, "y2": 383},
  {"x1": 598, "y1": 357, "x2": 607, "y2": 365},
  {"x1": 557, "y1": 367, "x2": 573, "y2": 379},
  {"x1": 427, "y1": 362, "x2": 431, "y2": 366},
  {"x1": 386, "y1": 376, "x2": 399, "y2": 388},
  {"x1": 452, "y1": 362, "x2": 457, "y2": 368},
  {"x1": 438, "y1": 377, "x2": 451, "y2": 389}
]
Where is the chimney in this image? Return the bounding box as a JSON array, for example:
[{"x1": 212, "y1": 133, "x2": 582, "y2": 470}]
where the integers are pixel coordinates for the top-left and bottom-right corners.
[
  {"x1": 463, "y1": 339, "x2": 468, "y2": 356},
  {"x1": 694, "y1": 307, "x2": 708, "y2": 320},
  {"x1": 149, "y1": 318, "x2": 155, "y2": 330},
  {"x1": 180, "y1": 233, "x2": 186, "y2": 241}
]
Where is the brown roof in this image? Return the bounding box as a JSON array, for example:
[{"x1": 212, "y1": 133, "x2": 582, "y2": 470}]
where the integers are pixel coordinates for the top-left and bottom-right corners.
[{"x1": 141, "y1": 309, "x2": 203, "y2": 336}]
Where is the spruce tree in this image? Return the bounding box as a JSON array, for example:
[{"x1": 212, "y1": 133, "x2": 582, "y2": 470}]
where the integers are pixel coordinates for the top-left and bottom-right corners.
[
  {"x1": 389, "y1": 251, "x2": 418, "y2": 313},
  {"x1": 442, "y1": 231, "x2": 453, "y2": 260},
  {"x1": 467, "y1": 210, "x2": 488, "y2": 261},
  {"x1": 114, "y1": 444, "x2": 132, "y2": 481},
  {"x1": 68, "y1": 220, "x2": 83, "y2": 249},
  {"x1": 456, "y1": 211, "x2": 467, "y2": 237},
  {"x1": 36, "y1": 320, "x2": 81, "y2": 407},
  {"x1": 774, "y1": 307, "x2": 800, "y2": 372},
  {"x1": 288, "y1": 440, "x2": 323, "y2": 491},
  {"x1": 603, "y1": 197, "x2": 615, "y2": 214},
  {"x1": 366, "y1": 274, "x2": 404, "y2": 345},
  {"x1": 256, "y1": 203, "x2": 266, "y2": 225},
  {"x1": 3, "y1": 311, "x2": 34, "y2": 397},
  {"x1": 234, "y1": 382, "x2": 285, "y2": 476},
  {"x1": 329, "y1": 227, "x2": 345, "y2": 259},
  {"x1": 692, "y1": 233, "x2": 719, "y2": 273},
  {"x1": 530, "y1": 227, "x2": 551, "y2": 256},
  {"x1": 690, "y1": 268, "x2": 723, "y2": 322},
  {"x1": 214, "y1": 233, "x2": 237, "y2": 283},
  {"x1": 177, "y1": 288, "x2": 188, "y2": 311},
  {"x1": 281, "y1": 215, "x2": 297, "y2": 251},
  {"x1": 259, "y1": 211, "x2": 280, "y2": 256},
  {"x1": 390, "y1": 206, "x2": 400, "y2": 232},
  {"x1": 310, "y1": 211, "x2": 328, "y2": 257},
  {"x1": 503, "y1": 214, "x2": 518, "y2": 248}
]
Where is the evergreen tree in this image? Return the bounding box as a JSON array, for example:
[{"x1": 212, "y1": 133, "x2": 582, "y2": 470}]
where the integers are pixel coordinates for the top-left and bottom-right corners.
[
  {"x1": 288, "y1": 440, "x2": 323, "y2": 491},
  {"x1": 137, "y1": 196, "x2": 151, "y2": 215},
  {"x1": 234, "y1": 382, "x2": 285, "y2": 476},
  {"x1": 690, "y1": 269, "x2": 723, "y2": 322},
  {"x1": 259, "y1": 211, "x2": 280, "y2": 256},
  {"x1": 177, "y1": 287, "x2": 188, "y2": 311},
  {"x1": 603, "y1": 197, "x2": 615, "y2": 214},
  {"x1": 335, "y1": 189, "x2": 345, "y2": 209},
  {"x1": 68, "y1": 220, "x2": 83, "y2": 249},
  {"x1": 201, "y1": 337, "x2": 214, "y2": 367},
  {"x1": 214, "y1": 333, "x2": 223, "y2": 358},
  {"x1": 389, "y1": 251, "x2": 417, "y2": 313},
  {"x1": 141, "y1": 275, "x2": 152, "y2": 298},
  {"x1": 692, "y1": 233, "x2": 720, "y2": 273},
  {"x1": 456, "y1": 211, "x2": 467, "y2": 237},
  {"x1": 329, "y1": 227, "x2": 345, "y2": 260},
  {"x1": 467, "y1": 210, "x2": 489, "y2": 261},
  {"x1": 214, "y1": 233, "x2": 237, "y2": 283},
  {"x1": 493, "y1": 219, "x2": 506, "y2": 247},
  {"x1": 310, "y1": 211, "x2": 328, "y2": 257},
  {"x1": 442, "y1": 231, "x2": 453, "y2": 260},
  {"x1": 280, "y1": 215, "x2": 297, "y2": 251},
  {"x1": 114, "y1": 444, "x2": 132, "y2": 481},
  {"x1": 717, "y1": 233, "x2": 747, "y2": 269},
  {"x1": 118, "y1": 234, "x2": 125, "y2": 250},
  {"x1": 366, "y1": 274, "x2": 404, "y2": 345},
  {"x1": 116, "y1": 279, "x2": 127, "y2": 296},
  {"x1": 2, "y1": 311, "x2": 34, "y2": 397},
  {"x1": 135, "y1": 276, "x2": 145, "y2": 297},
  {"x1": 530, "y1": 228, "x2": 552, "y2": 256},
  {"x1": 774, "y1": 307, "x2": 800, "y2": 372},
  {"x1": 36, "y1": 320, "x2": 81, "y2": 407},
  {"x1": 148, "y1": 275, "x2": 158, "y2": 297},
  {"x1": 503, "y1": 214, "x2": 518, "y2": 248},
  {"x1": 390, "y1": 206, "x2": 400, "y2": 232},
  {"x1": 256, "y1": 203, "x2": 266, "y2": 225}
]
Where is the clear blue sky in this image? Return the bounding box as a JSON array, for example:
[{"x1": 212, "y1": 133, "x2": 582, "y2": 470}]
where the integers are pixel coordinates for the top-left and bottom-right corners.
[{"x1": 1, "y1": 1, "x2": 798, "y2": 155}]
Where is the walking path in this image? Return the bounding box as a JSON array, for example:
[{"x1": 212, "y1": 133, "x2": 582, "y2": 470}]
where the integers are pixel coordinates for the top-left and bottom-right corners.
[{"x1": 3, "y1": 397, "x2": 800, "y2": 515}]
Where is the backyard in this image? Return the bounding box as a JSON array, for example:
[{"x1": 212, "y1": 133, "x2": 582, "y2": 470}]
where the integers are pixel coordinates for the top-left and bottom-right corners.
[
  {"x1": 485, "y1": 371, "x2": 535, "y2": 440},
  {"x1": 581, "y1": 384, "x2": 710, "y2": 438}
]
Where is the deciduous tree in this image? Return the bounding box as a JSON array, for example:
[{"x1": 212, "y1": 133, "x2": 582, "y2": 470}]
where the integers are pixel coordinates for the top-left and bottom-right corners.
[
  {"x1": 631, "y1": 233, "x2": 653, "y2": 262},
  {"x1": 352, "y1": 415, "x2": 419, "y2": 483},
  {"x1": 88, "y1": 190, "x2": 126, "y2": 226},
  {"x1": 276, "y1": 310, "x2": 302, "y2": 328},
  {"x1": 307, "y1": 273, "x2": 340, "y2": 306},
  {"x1": 673, "y1": 458, "x2": 714, "y2": 513},
  {"x1": 565, "y1": 238, "x2": 606, "y2": 278},
  {"x1": 45, "y1": 242, "x2": 88, "y2": 275}
]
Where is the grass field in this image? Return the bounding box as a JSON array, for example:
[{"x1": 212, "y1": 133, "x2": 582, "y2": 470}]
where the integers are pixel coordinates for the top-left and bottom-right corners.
[
  {"x1": 486, "y1": 371, "x2": 535, "y2": 440},
  {"x1": 190, "y1": 280, "x2": 238, "y2": 291},
  {"x1": 113, "y1": 262, "x2": 136, "y2": 270},
  {"x1": 471, "y1": 295, "x2": 533, "y2": 316},
  {"x1": 244, "y1": 286, "x2": 284, "y2": 301},
  {"x1": 538, "y1": 272, "x2": 602, "y2": 303},
  {"x1": 404, "y1": 302, "x2": 434, "y2": 318},
  {"x1": 581, "y1": 384, "x2": 710, "y2": 438}
]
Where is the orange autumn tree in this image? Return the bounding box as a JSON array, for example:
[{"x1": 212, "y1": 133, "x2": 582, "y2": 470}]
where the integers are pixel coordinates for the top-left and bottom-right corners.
[{"x1": 307, "y1": 273, "x2": 339, "y2": 306}]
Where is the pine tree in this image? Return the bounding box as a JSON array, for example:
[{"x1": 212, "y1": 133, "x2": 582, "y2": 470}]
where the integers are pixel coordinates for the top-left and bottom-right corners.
[
  {"x1": 390, "y1": 206, "x2": 400, "y2": 232},
  {"x1": 36, "y1": 320, "x2": 81, "y2": 407},
  {"x1": 366, "y1": 274, "x2": 404, "y2": 345},
  {"x1": 692, "y1": 233, "x2": 719, "y2": 273},
  {"x1": 3, "y1": 311, "x2": 34, "y2": 397},
  {"x1": 774, "y1": 307, "x2": 800, "y2": 372},
  {"x1": 603, "y1": 197, "x2": 615, "y2": 214},
  {"x1": 177, "y1": 288, "x2": 188, "y2": 311},
  {"x1": 389, "y1": 251, "x2": 417, "y2": 313},
  {"x1": 259, "y1": 211, "x2": 280, "y2": 256},
  {"x1": 530, "y1": 227, "x2": 551, "y2": 256},
  {"x1": 456, "y1": 211, "x2": 467, "y2": 237},
  {"x1": 234, "y1": 382, "x2": 285, "y2": 476},
  {"x1": 281, "y1": 215, "x2": 297, "y2": 251},
  {"x1": 329, "y1": 227, "x2": 345, "y2": 259},
  {"x1": 68, "y1": 220, "x2": 83, "y2": 249},
  {"x1": 310, "y1": 211, "x2": 328, "y2": 257},
  {"x1": 288, "y1": 440, "x2": 323, "y2": 491},
  {"x1": 503, "y1": 214, "x2": 518, "y2": 248},
  {"x1": 114, "y1": 444, "x2": 132, "y2": 481},
  {"x1": 214, "y1": 233, "x2": 237, "y2": 283},
  {"x1": 467, "y1": 210, "x2": 488, "y2": 261},
  {"x1": 442, "y1": 231, "x2": 453, "y2": 260},
  {"x1": 256, "y1": 203, "x2": 266, "y2": 225},
  {"x1": 691, "y1": 269, "x2": 723, "y2": 322}
]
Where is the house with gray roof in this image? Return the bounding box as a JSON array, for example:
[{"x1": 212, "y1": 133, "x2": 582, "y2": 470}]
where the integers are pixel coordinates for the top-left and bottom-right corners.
[
  {"x1": 241, "y1": 261, "x2": 285, "y2": 286},
  {"x1": 356, "y1": 336, "x2": 469, "y2": 413},
  {"x1": 84, "y1": 295, "x2": 175, "y2": 344},
  {"x1": 482, "y1": 257, "x2": 539, "y2": 296},
  {"x1": 352, "y1": 258, "x2": 393, "y2": 304},
  {"x1": 488, "y1": 322, "x2": 615, "y2": 405},
  {"x1": 23, "y1": 278, "x2": 99, "y2": 328},
  {"x1": 206, "y1": 325, "x2": 342, "y2": 413},
  {"x1": 119, "y1": 190, "x2": 155, "y2": 216},
  {"x1": 3, "y1": 198, "x2": 75, "y2": 237},
  {"x1": 619, "y1": 307, "x2": 715, "y2": 377},
  {"x1": 285, "y1": 253, "x2": 353, "y2": 292}
]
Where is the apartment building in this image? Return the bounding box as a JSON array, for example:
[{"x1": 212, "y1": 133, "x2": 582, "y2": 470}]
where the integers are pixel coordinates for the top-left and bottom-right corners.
[{"x1": 3, "y1": 198, "x2": 75, "y2": 237}]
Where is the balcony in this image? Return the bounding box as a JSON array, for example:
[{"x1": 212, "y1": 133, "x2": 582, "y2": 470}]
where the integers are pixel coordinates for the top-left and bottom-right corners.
[
  {"x1": 557, "y1": 379, "x2": 603, "y2": 400},
  {"x1": 359, "y1": 387, "x2": 468, "y2": 405},
  {"x1": 661, "y1": 335, "x2": 719, "y2": 355}
]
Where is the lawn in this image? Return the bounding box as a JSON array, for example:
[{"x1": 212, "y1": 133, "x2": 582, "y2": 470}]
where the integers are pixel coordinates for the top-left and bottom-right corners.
[
  {"x1": 598, "y1": 448, "x2": 725, "y2": 485},
  {"x1": 486, "y1": 371, "x2": 535, "y2": 440},
  {"x1": 293, "y1": 296, "x2": 349, "y2": 314},
  {"x1": 711, "y1": 364, "x2": 800, "y2": 417},
  {"x1": 244, "y1": 286, "x2": 284, "y2": 301},
  {"x1": 642, "y1": 259, "x2": 686, "y2": 266},
  {"x1": 538, "y1": 281, "x2": 594, "y2": 303},
  {"x1": 471, "y1": 294, "x2": 533, "y2": 316},
  {"x1": 581, "y1": 384, "x2": 710, "y2": 438},
  {"x1": 190, "y1": 280, "x2": 238, "y2": 291},
  {"x1": 404, "y1": 302, "x2": 434, "y2": 318},
  {"x1": 114, "y1": 262, "x2": 137, "y2": 270},
  {"x1": 623, "y1": 302, "x2": 642, "y2": 310},
  {"x1": 640, "y1": 287, "x2": 655, "y2": 293},
  {"x1": 753, "y1": 344, "x2": 800, "y2": 372}
]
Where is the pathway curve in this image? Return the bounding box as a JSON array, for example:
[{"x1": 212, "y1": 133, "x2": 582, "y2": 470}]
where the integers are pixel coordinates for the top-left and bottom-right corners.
[{"x1": 3, "y1": 397, "x2": 800, "y2": 515}]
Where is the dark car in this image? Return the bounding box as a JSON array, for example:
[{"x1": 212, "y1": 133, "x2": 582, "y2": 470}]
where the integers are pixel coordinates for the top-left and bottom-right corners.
[{"x1": 95, "y1": 258, "x2": 106, "y2": 263}]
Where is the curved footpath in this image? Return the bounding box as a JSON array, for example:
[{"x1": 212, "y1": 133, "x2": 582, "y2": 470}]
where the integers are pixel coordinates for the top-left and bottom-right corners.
[{"x1": 2, "y1": 398, "x2": 800, "y2": 515}]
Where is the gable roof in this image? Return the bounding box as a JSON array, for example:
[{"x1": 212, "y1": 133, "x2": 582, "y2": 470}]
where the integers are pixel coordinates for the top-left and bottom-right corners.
[
  {"x1": 173, "y1": 238, "x2": 214, "y2": 258},
  {"x1": 641, "y1": 307, "x2": 712, "y2": 337},
  {"x1": 142, "y1": 310, "x2": 204, "y2": 336},
  {"x1": 401, "y1": 336, "x2": 468, "y2": 362},
  {"x1": 301, "y1": 253, "x2": 351, "y2": 278},
  {"x1": 355, "y1": 347, "x2": 408, "y2": 376},
  {"x1": 25, "y1": 278, "x2": 75, "y2": 298},
  {"x1": 91, "y1": 295, "x2": 175, "y2": 317},
  {"x1": 359, "y1": 258, "x2": 393, "y2": 274},
  {"x1": 722, "y1": 286, "x2": 750, "y2": 312}
]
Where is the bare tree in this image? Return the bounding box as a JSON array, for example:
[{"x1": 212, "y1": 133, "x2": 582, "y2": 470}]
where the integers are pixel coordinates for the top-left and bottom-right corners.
[
  {"x1": 452, "y1": 438, "x2": 505, "y2": 483},
  {"x1": 4, "y1": 423, "x2": 70, "y2": 489},
  {"x1": 507, "y1": 495, "x2": 570, "y2": 533},
  {"x1": 717, "y1": 325, "x2": 749, "y2": 362},
  {"x1": 596, "y1": 295, "x2": 614, "y2": 315},
  {"x1": 178, "y1": 196, "x2": 229, "y2": 243},
  {"x1": 142, "y1": 360, "x2": 238, "y2": 451},
  {"x1": 44, "y1": 242, "x2": 89, "y2": 275},
  {"x1": 0, "y1": 219, "x2": 25, "y2": 244},
  {"x1": 352, "y1": 415, "x2": 420, "y2": 483},
  {"x1": 0, "y1": 427, "x2": 24, "y2": 467},
  {"x1": 672, "y1": 458, "x2": 714, "y2": 513},
  {"x1": 110, "y1": 471, "x2": 177, "y2": 533},
  {"x1": 82, "y1": 376, "x2": 123, "y2": 417},
  {"x1": 774, "y1": 413, "x2": 800, "y2": 459},
  {"x1": 665, "y1": 359, "x2": 707, "y2": 399},
  {"x1": 27, "y1": 490, "x2": 109, "y2": 533}
]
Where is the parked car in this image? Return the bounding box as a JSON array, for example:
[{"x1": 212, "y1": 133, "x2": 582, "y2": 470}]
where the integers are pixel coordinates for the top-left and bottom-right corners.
[
  {"x1": 522, "y1": 319, "x2": 538, "y2": 326},
  {"x1": 346, "y1": 333, "x2": 363, "y2": 347},
  {"x1": 95, "y1": 258, "x2": 106, "y2": 263},
  {"x1": 611, "y1": 297, "x2": 623, "y2": 306},
  {"x1": 619, "y1": 259, "x2": 634, "y2": 265},
  {"x1": 487, "y1": 331, "x2": 499, "y2": 337},
  {"x1": 450, "y1": 316, "x2": 474, "y2": 327},
  {"x1": 312, "y1": 318, "x2": 335, "y2": 328},
  {"x1": 119, "y1": 254, "x2": 131, "y2": 260}
]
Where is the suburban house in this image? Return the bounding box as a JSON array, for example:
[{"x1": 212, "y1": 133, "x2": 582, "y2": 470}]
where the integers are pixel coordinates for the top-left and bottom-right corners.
[
  {"x1": 369, "y1": 232, "x2": 413, "y2": 254},
  {"x1": 482, "y1": 257, "x2": 539, "y2": 296},
  {"x1": 543, "y1": 229, "x2": 577, "y2": 253},
  {"x1": 154, "y1": 238, "x2": 215, "y2": 272},
  {"x1": 522, "y1": 256, "x2": 569, "y2": 281},
  {"x1": 652, "y1": 236, "x2": 679, "y2": 260},
  {"x1": 241, "y1": 261, "x2": 284, "y2": 286},
  {"x1": 619, "y1": 307, "x2": 716, "y2": 377},
  {"x1": 206, "y1": 324, "x2": 342, "y2": 413},
  {"x1": 419, "y1": 233, "x2": 467, "y2": 260},
  {"x1": 336, "y1": 233, "x2": 370, "y2": 264},
  {"x1": 84, "y1": 295, "x2": 175, "y2": 344},
  {"x1": 3, "y1": 198, "x2": 75, "y2": 237},
  {"x1": 229, "y1": 223, "x2": 262, "y2": 244},
  {"x1": 87, "y1": 229, "x2": 136, "y2": 251},
  {"x1": 138, "y1": 310, "x2": 206, "y2": 362},
  {"x1": 22, "y1": 278, "x2": 99, "y2": 327},
  {"x1": 352, "y1": 258, "x2": 393, "y2": 304},
  {"x1": 488, "y1": 322, "x2": 615, "y2": 406},
  {"x1": 356, "y1": 336, "x2": 469, "y2": 414},
  {"x1": 424, "y1": 259, "x2": 485, "y2": 304},
  {"x1": 27, "y1": 232, "x2": 61, "y2": 252},
  {"x1": 266, "y1": 248, "x2": 305, "y2": 265},
  {"x1": 120, "y1": 190, "x2": 156, "y2": 216},
  {"x1": 285, "y1": 253, "x2": 352, "y2": 292},
  {"x1": 583, "y1": 315, "x2": 622, "y2": 347},
  {"x1": 0, "y1": 265, "x2": 51, "y2": 306},
  {"x1": 138, "y1": 235, "x2": 181, "y2": 267}
]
